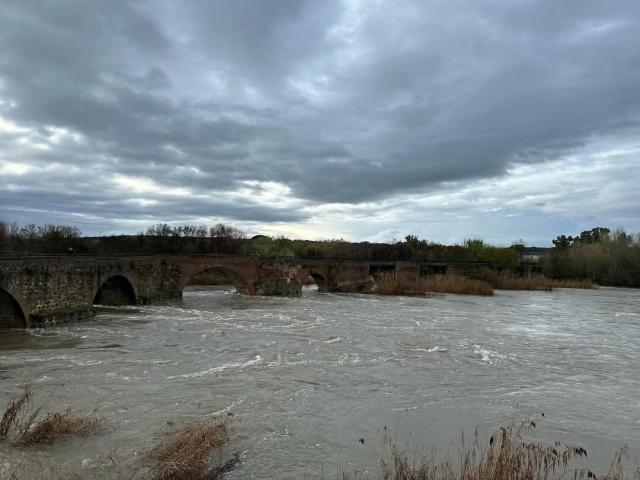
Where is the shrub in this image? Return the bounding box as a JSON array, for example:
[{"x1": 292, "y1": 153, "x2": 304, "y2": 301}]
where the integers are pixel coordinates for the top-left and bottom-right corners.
[
  {"x1": 150, "y1": 418, "x2": 230, "y2": 480},
  {"x1": 17, "y1": 410, "x2": 103, "y2": 446},
  {"x1": 374, "y1": 273, "x2": 494, "y2": 296}
]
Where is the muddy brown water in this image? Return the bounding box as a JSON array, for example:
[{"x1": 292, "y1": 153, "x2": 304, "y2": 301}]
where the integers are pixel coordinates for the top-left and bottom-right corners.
[{"x1": 1, "y1": 286, "x2": 639, "y2": 478}]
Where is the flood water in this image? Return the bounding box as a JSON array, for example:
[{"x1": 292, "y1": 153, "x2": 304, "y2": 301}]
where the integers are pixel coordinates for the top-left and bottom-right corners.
[{"x1": 1, "y1": 286, "x2": 639, "y2": 478}]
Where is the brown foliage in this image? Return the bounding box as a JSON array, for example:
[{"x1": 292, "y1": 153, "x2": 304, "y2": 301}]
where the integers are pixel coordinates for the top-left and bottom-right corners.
[
  {"x1": 342, "y1": 424, "x2": 639, "y2": 480},
  {"x1": 473, "y1": 270, "x2": 553, "y2": 291},
  {"x1": 0, "y1": 387, "x2": 31, "y2": 438},
  {"x1": 17, "y1": 410, "x2": 103, "y2": 446},
  {"x1": 374, "y1": 273, "x2": 494, "y2": 296},
  {"x1": 1, "y1": 386, "x2": 102, "y2": 446},
  {"x1": 550, "y1": 279, "x2": 599, "y2": 289},
  {"x1": 150, "y1": 418, "x2": 230, "y2": 480},
  {"x1": 475, "y1": 270, "x2": 598, "y2": 291}
]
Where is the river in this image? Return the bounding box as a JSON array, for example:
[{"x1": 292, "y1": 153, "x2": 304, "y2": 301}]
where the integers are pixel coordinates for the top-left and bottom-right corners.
[{"x1": 1, "y1": 286, "x2": 639, "y2": 478}]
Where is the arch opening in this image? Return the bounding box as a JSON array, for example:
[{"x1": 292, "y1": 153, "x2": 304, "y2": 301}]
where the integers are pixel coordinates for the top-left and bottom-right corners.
[
  {"x1": 186, "y1": 267, "x2": 250, "y2": 295},
  {"x1": 305, "y1": 272, "x2": 327, "y2": 292},
  {"x1": 93, "y1": 275, "x2": 137, "y2": 306},
  {"x1": 0, "y1": 287, "x2": 26, "y2": 330}
]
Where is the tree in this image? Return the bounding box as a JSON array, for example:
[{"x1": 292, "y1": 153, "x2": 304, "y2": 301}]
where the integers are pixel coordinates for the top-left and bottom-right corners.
[
  {"x1": 404, "y1": 234, "x2": 420, "y2": 247},
  {"x1": 209, "y1": 224, "x2": 246, "y2": 253},
  {"x1": 552, "y1": 235, "x2": 574, "y2": 249},
  {"x1": 0, "y1": 221, "x2": 8, "y2": 253},
  {"x1": 146, "y1": 223, "x2": 174, "y2": 237}
]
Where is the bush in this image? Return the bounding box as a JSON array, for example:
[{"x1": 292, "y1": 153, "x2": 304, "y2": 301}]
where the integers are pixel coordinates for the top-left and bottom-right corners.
[
  {"x1": 374, "y1": 272, "x2": 494, "y2": 296},
  {"x1": 545, "y1": 229, "x2": 640, "y2": 287},
  {"x1": 150, "y1": 417, "x2": 230, "y2": 480}
]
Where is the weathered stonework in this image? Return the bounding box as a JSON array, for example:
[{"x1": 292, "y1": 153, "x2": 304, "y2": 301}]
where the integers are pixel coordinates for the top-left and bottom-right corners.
[
  {"x1": 1, "y1": 254, "x2": 495, "y2": 330},
  {"x1": 1, "y1": 255, "x2": 328, "y2": 329}
]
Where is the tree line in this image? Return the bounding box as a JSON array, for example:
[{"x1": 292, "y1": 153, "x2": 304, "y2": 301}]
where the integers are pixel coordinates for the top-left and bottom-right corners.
[
  {"x1": 0, "y1": 221, "x2": 520, "y2": 266},
  {"x1": 0, "y1": 222, "x2": 248, "y2": 255},
  {"x1": 545, "y1": 227, "x2": 640, "y2": 287}
]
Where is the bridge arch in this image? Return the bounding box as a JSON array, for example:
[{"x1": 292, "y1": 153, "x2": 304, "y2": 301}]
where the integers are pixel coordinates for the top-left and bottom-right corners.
[
  {"x1": 0, "y1": 286, "x2": 27, "y2": 330},
  {"x1": 185, "y1": 266, "x2": 252, "y2": 295},
  {"x1": 303, "y1": 270, "x2": 328, "y2": 292},
  {"x1": 93, "y1": 275, "x2": 137, "y2": 306}
]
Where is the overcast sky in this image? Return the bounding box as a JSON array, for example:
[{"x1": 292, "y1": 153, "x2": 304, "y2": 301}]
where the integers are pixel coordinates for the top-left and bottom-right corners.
[{"x1": 1, "y1": 1, "x2": 639, "y2": 245}]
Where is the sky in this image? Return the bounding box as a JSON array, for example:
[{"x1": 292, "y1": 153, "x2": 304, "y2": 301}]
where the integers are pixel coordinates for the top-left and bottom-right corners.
[{"x1": 1, "y1": 1, "x2": 639, "y2": 246}]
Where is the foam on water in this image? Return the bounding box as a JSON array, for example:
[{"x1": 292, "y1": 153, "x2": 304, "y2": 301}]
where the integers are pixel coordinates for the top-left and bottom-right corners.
[{"x1": 167, "y1": 354, "x2": 263, "y2": 379}]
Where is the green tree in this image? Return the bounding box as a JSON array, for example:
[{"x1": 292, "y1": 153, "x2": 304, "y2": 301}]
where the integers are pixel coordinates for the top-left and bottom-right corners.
[{"x1": 552, "y1": 235, "x2": 574, "y2": 249}]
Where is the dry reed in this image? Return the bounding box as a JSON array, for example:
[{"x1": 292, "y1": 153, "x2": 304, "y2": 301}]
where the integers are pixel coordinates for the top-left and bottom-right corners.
[
  {"x1": 472, "y1": 270, "x2": 553, "y2": 291},
  {"x1": 17, "y1": 410, "x2": 104, "y2": 446},
  {"x1": 150, "y1": 418, "x2": 230, "y2": 480},
  {"x1": 374, "y1": 273, "x2": 494, "y2": 296},
  {"x1": 1, "y1": 386, "x2": 103, "y2": 446},
  {"x1": 341, "y1": 423, "x2": 639, "y2": 480},
  {"x1": 551, "y1": 279, "x2": 599, "y2": 289},
  {"x1": 475, "y1": 270, "x2": 598, "y2": 291},
  {"x1": 0, "y1": 387, "x2": 31, "y2": 438}
]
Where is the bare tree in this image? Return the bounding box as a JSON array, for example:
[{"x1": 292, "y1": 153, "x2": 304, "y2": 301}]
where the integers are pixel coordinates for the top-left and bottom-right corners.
[{"x1": 0, "y1": 221, "x2": 8, "y2": 253}]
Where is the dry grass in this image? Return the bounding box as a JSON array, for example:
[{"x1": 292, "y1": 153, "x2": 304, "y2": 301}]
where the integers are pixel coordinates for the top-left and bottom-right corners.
[
  {"x1": 150, "y1": 417, "x2": 230, "y2": 480},
  {"x1": 1, "y1": 386, "x2": 103, "y2": 447},
  {"x1": 471, "y1": 270, "x2": 553, "y2": 291},
  {"x1": 0, "y1": 387, "x2": 31, "y2": 438},
  {"x1": 17, "y1": 410, "x2": 103, "y2": 446},
  {"x1": 374, "y1": 273, "x2": 494, "y2": 297},
  {"x1": 341, "y1": 423, "x2": 640, "y2": 480},
  {"x1": 551, "y1": 278, "x2": 599, "y2": 289},
  {"x1": 474, "y1": 270, "x2": 599, "y2": 291}
]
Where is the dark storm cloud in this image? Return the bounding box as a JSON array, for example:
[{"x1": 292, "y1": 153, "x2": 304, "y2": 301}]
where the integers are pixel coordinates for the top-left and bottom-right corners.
[
  {"x1": 0, "y1": 187, "x2": 306, "y2": 224},
  {"x1": 1, "y1": 0, "x2": 640, "y2": 233}
]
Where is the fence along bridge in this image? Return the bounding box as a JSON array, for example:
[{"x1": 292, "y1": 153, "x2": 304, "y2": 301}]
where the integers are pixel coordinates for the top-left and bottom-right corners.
[{"x1": 0, "y1": 254, "x2": 497, "y2": 329}]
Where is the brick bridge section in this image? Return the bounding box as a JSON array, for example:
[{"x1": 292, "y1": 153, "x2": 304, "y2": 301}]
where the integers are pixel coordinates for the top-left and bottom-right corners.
[{"x1": 0, "y1": 255, "x2": 499, "y2": 329}]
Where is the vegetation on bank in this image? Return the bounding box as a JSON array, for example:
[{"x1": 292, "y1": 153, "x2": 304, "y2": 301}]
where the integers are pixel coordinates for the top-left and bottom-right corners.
[
  {"x1": 470, "y1": 269, "x2": 552, "y2": 291},
  {"x1": 550, "y1": 278, "x2": 599, "y2": 289},
  {"x1": 544, "y1": 228, "x2": 640, "y2": 288},
  {"x1": 0, "y1": 386, "x2": 103, "y2": 446},
  {"x1": 371, "y1": 270, "x2": 597, "y2": 297},
  {"x1": 151, "y1": 417, "x2": 235, "y2": 480},
  {"x1": 0, "y1": 221, "x2": 520, "y2": 267},
  {"x1": 374, "y1": 272, "x2": 494, "y2": 296},
  {"x1": 1, "y1": 386, "x2": 238, "y2": 480},
  {"x1": 339, "y1": 422, "x2": 637, "y2": 480},
  {"x1": 478, "y1": 270, "x2": 599, "y2": 292}
]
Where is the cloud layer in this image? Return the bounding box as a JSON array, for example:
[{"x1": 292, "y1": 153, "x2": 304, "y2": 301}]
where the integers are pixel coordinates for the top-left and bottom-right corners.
[{"x1": 1, "y1": 0, "x2": 639, "y2": 244}]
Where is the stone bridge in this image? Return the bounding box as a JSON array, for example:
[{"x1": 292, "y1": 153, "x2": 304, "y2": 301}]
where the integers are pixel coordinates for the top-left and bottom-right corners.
[
  {"x1": 0, "y1": 254, "x2": 499, "y2": 329},
  {"x1": 0, "y1": 255, "x2": 380, "y2": 329}
]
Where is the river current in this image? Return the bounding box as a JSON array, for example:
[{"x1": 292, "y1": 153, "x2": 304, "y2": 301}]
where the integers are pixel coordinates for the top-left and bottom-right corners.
[{"x1": 1, "y1": 286, "x2": 639, "y2": 478}]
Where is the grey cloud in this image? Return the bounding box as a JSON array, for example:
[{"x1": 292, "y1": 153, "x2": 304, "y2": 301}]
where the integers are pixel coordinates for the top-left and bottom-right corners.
[{"x1": 1, "y1": 0, "x2": 640, "y2": 237}]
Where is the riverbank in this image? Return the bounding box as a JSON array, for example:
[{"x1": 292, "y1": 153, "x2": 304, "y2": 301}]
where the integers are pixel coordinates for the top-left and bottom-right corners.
[
  {"x1": 368, "y1": 271, "x2": 597, "y2": 297},
  {"x1": 372, "y1": 272, "x2": 494, "y2": 296},
  {"x1": 469, "y1": 269, "x2": 598, "y2": 291}
]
